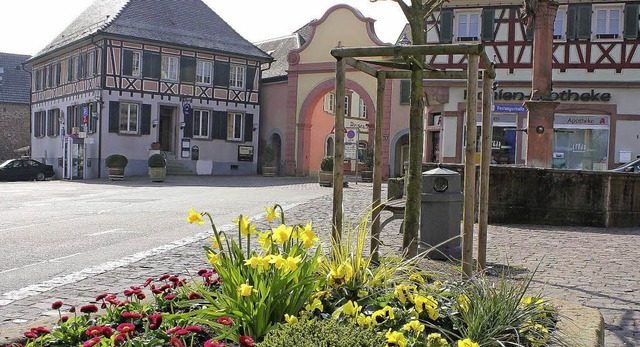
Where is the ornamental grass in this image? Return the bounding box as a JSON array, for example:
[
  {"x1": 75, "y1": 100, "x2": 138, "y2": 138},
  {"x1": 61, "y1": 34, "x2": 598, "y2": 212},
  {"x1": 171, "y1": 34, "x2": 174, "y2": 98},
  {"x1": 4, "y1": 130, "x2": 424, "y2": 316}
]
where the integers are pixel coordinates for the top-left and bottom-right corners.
[{"x1": 7, "y1": 205, "x2": 564, "y2": 347}]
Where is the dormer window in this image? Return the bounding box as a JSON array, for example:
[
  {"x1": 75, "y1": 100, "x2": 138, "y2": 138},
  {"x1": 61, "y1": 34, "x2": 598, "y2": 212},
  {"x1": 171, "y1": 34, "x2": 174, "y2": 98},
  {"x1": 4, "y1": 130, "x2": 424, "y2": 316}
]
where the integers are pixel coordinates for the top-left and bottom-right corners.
[{"x1": 455, "y1": 10, "x2": 481, "y2": 41}]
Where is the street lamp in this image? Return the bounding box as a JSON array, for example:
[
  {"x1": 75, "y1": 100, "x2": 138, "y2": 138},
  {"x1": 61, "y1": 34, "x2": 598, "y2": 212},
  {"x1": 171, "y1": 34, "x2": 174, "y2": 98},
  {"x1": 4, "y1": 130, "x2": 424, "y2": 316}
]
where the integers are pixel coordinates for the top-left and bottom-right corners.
[{"x1": 398, "y1": 33, "x2": 411, "y2": 46}]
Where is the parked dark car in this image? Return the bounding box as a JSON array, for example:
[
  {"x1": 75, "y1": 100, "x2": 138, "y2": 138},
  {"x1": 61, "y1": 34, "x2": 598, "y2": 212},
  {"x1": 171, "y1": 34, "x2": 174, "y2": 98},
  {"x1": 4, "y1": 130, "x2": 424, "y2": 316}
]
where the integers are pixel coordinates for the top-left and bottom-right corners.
[
  {"x1": 0, "y1": 158, "x2": 55, "y2": 181},
  {"x1": 611, "y1": 158, "x2": 640, "y2": 173}
]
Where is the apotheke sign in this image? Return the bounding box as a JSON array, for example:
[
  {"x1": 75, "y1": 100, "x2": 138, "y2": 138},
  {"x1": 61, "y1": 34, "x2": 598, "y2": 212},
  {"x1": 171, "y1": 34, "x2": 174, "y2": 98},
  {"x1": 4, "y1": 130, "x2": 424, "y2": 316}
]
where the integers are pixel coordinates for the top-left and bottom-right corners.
[{"x1": 465, "y1": 89, "x2": 612, "y2": 102}]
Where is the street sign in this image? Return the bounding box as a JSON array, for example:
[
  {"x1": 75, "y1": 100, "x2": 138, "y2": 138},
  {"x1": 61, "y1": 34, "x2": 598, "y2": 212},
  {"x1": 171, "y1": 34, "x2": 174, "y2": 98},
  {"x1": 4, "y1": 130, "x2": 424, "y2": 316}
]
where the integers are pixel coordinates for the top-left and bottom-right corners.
[
  {"x1": 494, "y1": 104, "x2": 527, "y2": 113},
  {"x1": 344, "y1": 143, "x2": 357, "y2": 160}
]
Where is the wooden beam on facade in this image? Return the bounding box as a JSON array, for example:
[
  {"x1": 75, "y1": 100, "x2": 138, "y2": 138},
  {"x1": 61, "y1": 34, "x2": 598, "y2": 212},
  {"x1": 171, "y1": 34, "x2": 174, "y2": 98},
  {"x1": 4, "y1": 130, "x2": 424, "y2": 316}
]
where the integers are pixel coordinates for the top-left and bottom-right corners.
[
  {"x1": 333, "y1": 57, "x2": 346, "y2": 242},
  {"x1": 462, "y1": 54, "x2": 479, "y2": 279},
  {"x1": 370, "y1": 71, "x2": 386, "y2": 263},
  {"x1": 478, "y1": 71, "x2": 494, "y2": 272},
  {"x1": 331, "y1": 44, "x2": 484, "y2": 59}
]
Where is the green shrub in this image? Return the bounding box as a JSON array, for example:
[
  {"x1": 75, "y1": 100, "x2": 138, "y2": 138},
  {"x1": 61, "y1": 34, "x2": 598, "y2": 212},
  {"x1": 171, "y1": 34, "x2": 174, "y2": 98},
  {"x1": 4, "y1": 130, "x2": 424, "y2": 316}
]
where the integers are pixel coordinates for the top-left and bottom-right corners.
[
  {"x1": 256, "y1": 318, "x2": 386, "y2": 347},
  {"x1": 320, "y1": 156, "x2": 333, "y2": 172},
  {"x1": 148, "y1": 153, "x2": 166, "y2": 168},
  {"x1": 105, "y1": 154, "x2": 128, "y2": 168}
]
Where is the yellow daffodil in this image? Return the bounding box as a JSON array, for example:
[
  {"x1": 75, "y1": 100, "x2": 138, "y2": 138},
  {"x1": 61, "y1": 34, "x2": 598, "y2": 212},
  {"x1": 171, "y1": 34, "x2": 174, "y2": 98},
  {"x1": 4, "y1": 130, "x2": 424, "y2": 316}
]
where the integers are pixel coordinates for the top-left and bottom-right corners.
[
  {"x1": 257, "y1": 231, "x2": 272, "y2": 250},
  {"x1": 284, "y1": 314, "x2": 298, "y2": 324},
  {"x1": 272, "y1": 224, "x2": 292, "y2": 244},
  {"x1": 305, "y1": 298, "x2": 323, "y2": 312},
  {"x1": 357, "y1": 314, "x2": 372, "y2": 329},
  {"x1": 457, "y1": 338, "x2": 480, "y2": 347},
  {"x1": 521, "y1": 296, "x2": 544, "y2": 306},
  {"x1": 264, "y1": 205, "x2": 280, "y2": 222},
  {"x1": 233, "y1": 215, "x2": 256, "y2": 237},
  {"x1": 238, "y1": 283, "x2": 253, "y2": 297},
  {"x1": 427, "y1": 333, "x2": 449, "y2": 347},
  {"x1": 187, "y1": 208, "x2": 204, "y2": 225},
  {"x1": 457, "y1": 294, "x2": 470, "y2": 312},
  {"x1": 259, "y1": 255, "x2": 273, "y2": 269},
  {"x1": 342, "y1": 300, "x2": 361, "y2": 316},
  {"x1": 210, "y1": 235, "x2": 225, "y2": 249},
  {"x1": 385, "y1": 329, "x2": 408, "y2": 347},
  {"x1": 402, "y1": 320, "x2": 424, "y2": 335},
  {"x1": 269, "y1": 254, "x2": 286, "y2": 269},
  {"x1": 244, "y1": 256, "x2": 261, "y2": 269},
  {"x1": 285, "y1": 255, "x2": 301, "y2": 271},
  {"x1": 300, "y1": 228, "x2": 319, "y2": 249},
  {"x1": 207, "y1": 251, "x2": 221, "y2": 266}
]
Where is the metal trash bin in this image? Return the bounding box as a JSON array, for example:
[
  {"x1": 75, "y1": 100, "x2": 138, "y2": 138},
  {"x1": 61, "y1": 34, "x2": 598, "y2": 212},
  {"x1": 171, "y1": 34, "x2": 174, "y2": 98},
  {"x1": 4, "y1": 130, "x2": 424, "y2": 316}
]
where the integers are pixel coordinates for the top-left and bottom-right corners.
[{"x1": 419, "y1": 167, "x2": 463, "y2": 260}]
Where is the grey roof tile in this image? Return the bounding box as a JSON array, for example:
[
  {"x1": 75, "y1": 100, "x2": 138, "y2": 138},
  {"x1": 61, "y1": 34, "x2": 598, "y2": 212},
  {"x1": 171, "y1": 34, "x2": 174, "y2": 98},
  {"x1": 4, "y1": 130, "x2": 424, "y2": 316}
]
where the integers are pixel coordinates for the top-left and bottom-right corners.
[
  {"x1": 0, "y1": 52, "x2": 32, "y2": 104},
  {"x1": 33, "y1": 0, "x2": 271, "y2": 62},
  {"x1": 255, "y1": 35, "x2": 301, "y2": 80}
]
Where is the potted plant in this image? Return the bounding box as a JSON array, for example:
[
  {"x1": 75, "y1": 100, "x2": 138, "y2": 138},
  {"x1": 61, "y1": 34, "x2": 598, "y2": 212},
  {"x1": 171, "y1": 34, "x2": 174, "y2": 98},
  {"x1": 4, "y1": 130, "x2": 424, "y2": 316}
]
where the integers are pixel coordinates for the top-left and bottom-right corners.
[
  {"x1": 360, "y1": 146, "x2": 374, "y2": 183},
  {"x1": 148, "y1": 153, "x2": 167, "y2": 182},
  {"x1": 318, "y1": 156, "x2": 333, "y2": 187},
  {"x1": 105, "y1": 154, "x2": 128, "y2": 181},
  {"x1": 262, "y1": 144, "x2": 277, "y2": 177},
  {"x1": 151, "y1": 142, "x2": 161, "y2": 150}
]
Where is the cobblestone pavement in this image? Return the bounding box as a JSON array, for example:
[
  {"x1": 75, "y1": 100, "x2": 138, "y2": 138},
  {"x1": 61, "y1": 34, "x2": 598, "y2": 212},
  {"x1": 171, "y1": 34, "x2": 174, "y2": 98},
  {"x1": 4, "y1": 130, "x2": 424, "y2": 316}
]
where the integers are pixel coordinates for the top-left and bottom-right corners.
[{"x1": 0, "y1": 179, "x2": 638, "y2": 346}]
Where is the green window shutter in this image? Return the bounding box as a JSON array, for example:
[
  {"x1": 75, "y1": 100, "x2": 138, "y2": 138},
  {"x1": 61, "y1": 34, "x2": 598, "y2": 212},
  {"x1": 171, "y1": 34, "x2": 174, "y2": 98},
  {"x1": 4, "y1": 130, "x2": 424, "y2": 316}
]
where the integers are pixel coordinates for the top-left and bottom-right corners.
[
  {"x1": 141, "y1": 104, "x2": 151, "y2": 135},
  {"x1": 213, "y1": 61, "x2": 230, "y2": 87},
  {"x1": 67, "y1": 58, "x2": 73, "y2": 81},
  {"x1": 566, "y1": 5, "x2": 578, "y2": 40},
  {"x1": 576, "y1": 4, "x2": 592, "y2": 40},
  {"x1": 625, "y1": 4, "x2": 639, "y2": 39},
  {"x1": 439, "y1": 9, "x2": 454, "y2": 43},
  {"x1": 56, "y1": 63, "x2": 61, "y2": 86},
  {"x1": 246, "y1": 66, "x2": 257, "y2": 90},
  {"x1": 183, "y1": 107, "x2": 193, "y2": 138},
  {"x1": 400, "y1": 80, "x2": 410, "y2": 105},
  {"x1": 244, "y1": 114, "x2": 254, "y2": 142},
  {"x1": 481, "y1": 8, "x2": 495, "y2": 41},
  {"x1": 212, "y1": 111, "x2": 227, "y2": 140},
  {"x1": 143, "y1": 51, "x2": 161, "y2": 79},
  {"x1": 108, "y1": 101, "x2": 120, "y2": 133},
  {"x1": 122, "y1": 50, "x2": 133, "y2": 76},
  {"x1": 180, "y1": 56, "x2": 196, "y2": 83}
]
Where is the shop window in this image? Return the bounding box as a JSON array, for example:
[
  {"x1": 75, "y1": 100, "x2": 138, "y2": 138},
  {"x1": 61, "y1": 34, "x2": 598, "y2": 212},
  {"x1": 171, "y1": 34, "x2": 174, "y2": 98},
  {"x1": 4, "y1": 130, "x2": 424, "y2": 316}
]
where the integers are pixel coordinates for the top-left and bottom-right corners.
[
  {"x1": 553, "y1": 115, "x2": 609, "y2": 170},
  {"x1": 119, "y1": 103, "x2": 139, "y2": 134},
  {"x1": 193, "y1": 109, "x2": 210, "y2": 138},
  {"x1": 593, "y1": 5, "x2": 623, "y2": 39}
]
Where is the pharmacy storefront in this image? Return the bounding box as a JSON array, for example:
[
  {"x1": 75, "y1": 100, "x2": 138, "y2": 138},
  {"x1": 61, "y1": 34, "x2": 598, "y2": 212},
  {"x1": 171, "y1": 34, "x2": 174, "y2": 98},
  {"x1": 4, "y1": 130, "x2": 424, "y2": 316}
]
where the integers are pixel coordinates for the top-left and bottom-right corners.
[{"x1": 552, "y1": 114, "x2": 610, "y2": 171}]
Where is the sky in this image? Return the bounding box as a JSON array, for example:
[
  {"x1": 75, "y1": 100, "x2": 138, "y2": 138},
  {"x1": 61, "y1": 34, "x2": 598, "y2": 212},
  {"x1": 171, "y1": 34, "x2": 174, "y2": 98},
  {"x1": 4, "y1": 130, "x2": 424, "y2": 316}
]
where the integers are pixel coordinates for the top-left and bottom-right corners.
[{"x1": 0, "y1": 0, "x2": 408, "y2": 56}]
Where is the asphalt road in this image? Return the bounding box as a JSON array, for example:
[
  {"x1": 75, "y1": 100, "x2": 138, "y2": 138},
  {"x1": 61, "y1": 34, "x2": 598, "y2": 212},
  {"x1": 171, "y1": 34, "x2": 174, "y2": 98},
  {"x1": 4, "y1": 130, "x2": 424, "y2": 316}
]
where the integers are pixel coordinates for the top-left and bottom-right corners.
[{"x1": 0, "y1": 176, "x2": 329, "y2": 295}]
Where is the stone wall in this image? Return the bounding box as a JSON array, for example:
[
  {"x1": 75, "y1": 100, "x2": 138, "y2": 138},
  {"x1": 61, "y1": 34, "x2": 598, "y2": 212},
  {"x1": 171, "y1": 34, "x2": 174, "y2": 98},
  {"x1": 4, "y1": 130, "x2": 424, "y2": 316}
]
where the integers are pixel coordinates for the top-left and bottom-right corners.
[
  {"x1": 0, "y1": 102, "x2": 30, "y2": 161},
  {"x1": 423, "y1": 163, "x2": 640, "y2": 228}
]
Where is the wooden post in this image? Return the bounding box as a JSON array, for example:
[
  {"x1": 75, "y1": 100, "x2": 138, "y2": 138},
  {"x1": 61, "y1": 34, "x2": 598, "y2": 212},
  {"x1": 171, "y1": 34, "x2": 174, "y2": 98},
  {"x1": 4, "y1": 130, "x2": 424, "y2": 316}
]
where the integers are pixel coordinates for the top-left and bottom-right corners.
[
  {"x1": 333, "y1": 57, "x2": 346, "y2": 242},
  {"x1": 478, "y1": 71, "x2": 494, "y2": 272},
  {"x1": 371, "y1": 71, "x2": 385, "y2": 262},
  {"x1": 462, "y1": 54, "x2": 479, "y2": 278}
]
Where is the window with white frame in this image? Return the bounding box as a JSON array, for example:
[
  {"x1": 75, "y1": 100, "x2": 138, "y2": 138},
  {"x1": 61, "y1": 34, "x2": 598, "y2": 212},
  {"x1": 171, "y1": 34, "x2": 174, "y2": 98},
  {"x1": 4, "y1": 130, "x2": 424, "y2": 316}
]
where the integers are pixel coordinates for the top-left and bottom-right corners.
[
  {"x1": 344, "y1": 95, "x2": 351, "y2": 117},
  {"x1": 47, "y1": 109, "x2": 60, "y2": 137},
  {"x1": 230, "y1": 65, "x2": 245, "y2": 89},
  {"x1": 594, "y1": 5, "x2": 622, "y2": 39},
  {"x1": 196, "y1": 61, "x2": 212, "y2": 85},
  {"x1": 359, "y1": 98, "x2": 367, "y2": 118},
  {"x1": 34, "y1": 111, "x2": 46, "y2": 138},
  {"x1": 193, "y1": 109, "x2": 210, "y2": 138},
  {"x1": 87, "y1": 51, "x2": 96, "y2": 76},
  {"x1": 161, "y1": 55, "x2": 179, "y2": 81},
  {"x1": 119, "y1": 102, "x2": 139, "y2": 134},
  {"x1": 324, "y1": 92, "x2": 336, "y2": 114},
  {"x1": 554, "y1": 8, "x2": 566, "y2": 39},
  {"x1": 131, "y1": 51, "x2": 141, "y2": 77},
  {"x1": 455, "y1": 10, "x2": 481, "y2": 41},
  {"x1": 227, "y1": 112, "x2": 244, "y2": 141}
]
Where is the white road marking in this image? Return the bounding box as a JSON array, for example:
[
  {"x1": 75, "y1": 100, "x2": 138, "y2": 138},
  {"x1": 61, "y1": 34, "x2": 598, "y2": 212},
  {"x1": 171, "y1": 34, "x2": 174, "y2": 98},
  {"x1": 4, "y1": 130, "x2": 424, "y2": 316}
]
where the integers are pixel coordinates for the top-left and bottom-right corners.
[
  {"x1": 0, "y1": 202, "x2": 304, "y2": 306},
  {"x1": 86, "y1": 228, "x2": 137, "y2": 236},
  {"x1": 50, "y1": 253, "x2": 84, "y2": 262}
]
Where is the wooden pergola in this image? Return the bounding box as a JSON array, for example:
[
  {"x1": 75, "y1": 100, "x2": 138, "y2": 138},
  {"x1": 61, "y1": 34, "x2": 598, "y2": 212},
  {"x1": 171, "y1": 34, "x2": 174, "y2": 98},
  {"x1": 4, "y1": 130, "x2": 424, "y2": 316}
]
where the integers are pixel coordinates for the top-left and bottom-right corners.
[{"x1": 330, "y1": 43, "x2": 496, "y2": 274}]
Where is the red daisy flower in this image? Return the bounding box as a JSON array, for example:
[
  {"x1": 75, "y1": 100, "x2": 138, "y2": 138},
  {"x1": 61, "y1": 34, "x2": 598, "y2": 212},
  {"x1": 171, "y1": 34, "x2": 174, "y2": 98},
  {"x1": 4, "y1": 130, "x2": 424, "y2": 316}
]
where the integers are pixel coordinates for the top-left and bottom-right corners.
[
  {"x1": 113, "y1": 334, "x2": 125, "y2": 345},
  {"x1": 168, "y1": 275, "x2": 179, "y2": 282},
  {"x1": 102, "y1": 326, "x2": 114, "y2": 338},
  {"x1": 143, "y1": 277, "x2": 154, "y2": 287},
  {"x1": 23, "y1": 331, "x2": 38, "y2": 339},
  {"x1": 159, "y1": 274, "x2": 170, "y2": 281},
  {"x1": 85, "y1": 325, "x2": 103, "y2": 336},
  {"x1": 95, "y1": 293, "x2": 108, "y2": 301},
  {"x1": 80, "y1": 304, "x2": 98, "y2": 314},
  {"x1": 51, "y1": 300, "x2": 63, "y2": 310},
  {"x1": 166, "y1": 326, "x2": 182, "y2": 335},
  {"x1": 9, "y1": 343, "x2": 24, "y2": 347},
  {"x1": 122, "y1": 311, "x2": 142, "y2": 319},
  {"x1": 185, "y1": 325, "x2": 202, "y2": 333},
  {"x1": 169, "y1": 337, "x2": 184, "y2": 347},
  {"x1": 217, "y1": 316, "x2": 233, "y2": 326},
  {"x1": 188, "y1": 292, "x2": 201, "y2": 300},
  {"x1": 69, "y1": 305, "x2": 76, "y2": 313},
  {"x1": 164, "y1": 294, "x2": 176, "y2": 300},
  {"x1": 197, "y1": 269, "x2": 208, "y2": 276},
  {"x1": 148, "y1": 313, "x2": 162, "y2": 330},
  {"x1": 175, "y1": 329, "x2": 189, "y2": 336},
  {"x1": 116, "y1": 323, "x2": 135, "y2": 334},
  {"x1": 59, "y1": 316, "x2": 69, "y2": 323},
  {"x1": 123, "y1": 289, "x2": 134, "y2": 296},
  {"x1": 204, "y1": 340, "x2": 225, "y2": 347},
  {"x1": 33, "y1": 326, "x2": 50, "y2": 334},
  {"x1": 239, "y1": 335, "x2": 254, "y2": 347},
  {"x1": 83, "y1": 336, "x2": 101, "y2": 347},
  {"x1": 137, "y1": 293, "x2": 146, "y2": 300}
]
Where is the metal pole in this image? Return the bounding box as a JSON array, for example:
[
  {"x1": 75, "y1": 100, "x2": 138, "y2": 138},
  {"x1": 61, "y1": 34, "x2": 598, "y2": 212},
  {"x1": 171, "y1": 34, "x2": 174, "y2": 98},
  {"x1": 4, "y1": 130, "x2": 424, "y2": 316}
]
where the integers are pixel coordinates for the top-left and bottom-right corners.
[
  {"x1": 462, "y1": 55, "x2": 479, "y2": 278},
  {"x1": 333, "y1": 57, "x2": 346, "y2": 242},
  {"x1": 478, "y1": 70, "x2": 494, "y2": 271}
]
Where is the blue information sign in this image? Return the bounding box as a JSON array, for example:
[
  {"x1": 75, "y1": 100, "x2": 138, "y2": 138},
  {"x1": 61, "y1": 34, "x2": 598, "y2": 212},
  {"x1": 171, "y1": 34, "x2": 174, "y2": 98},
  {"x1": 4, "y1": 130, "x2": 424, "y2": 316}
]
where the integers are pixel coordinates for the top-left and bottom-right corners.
[{"x1": 494, "y1": 105, "x2": 527, "y2": 113}]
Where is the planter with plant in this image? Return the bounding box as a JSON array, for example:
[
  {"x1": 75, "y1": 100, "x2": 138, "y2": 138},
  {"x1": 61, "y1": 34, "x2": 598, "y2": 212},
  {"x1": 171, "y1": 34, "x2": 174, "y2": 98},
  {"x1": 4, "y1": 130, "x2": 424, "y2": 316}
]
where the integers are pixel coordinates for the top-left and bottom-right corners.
[
  {"x1": 148, "y1": 153, "x2": 167, "y2": 182},
  {"x1": 105, "y1": 154, "x2": 128, "y2": 181},
  {"x1": 360, "y1": 147, "x2": 374, "y2": 183},
  {"x1": 262, "y1": 144, "x2": 277, "y2": 177},
  {"x1": 318, "y1": 156, "x2": 333, "y2": 187}
]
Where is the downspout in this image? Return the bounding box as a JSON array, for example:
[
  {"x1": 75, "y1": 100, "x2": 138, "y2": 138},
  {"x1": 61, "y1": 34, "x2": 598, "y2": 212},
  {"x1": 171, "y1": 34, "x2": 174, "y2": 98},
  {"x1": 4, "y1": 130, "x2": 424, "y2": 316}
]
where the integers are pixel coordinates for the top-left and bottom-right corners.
[{"x1": 90, "y1": 35, "x2": 106, "y2": 178}]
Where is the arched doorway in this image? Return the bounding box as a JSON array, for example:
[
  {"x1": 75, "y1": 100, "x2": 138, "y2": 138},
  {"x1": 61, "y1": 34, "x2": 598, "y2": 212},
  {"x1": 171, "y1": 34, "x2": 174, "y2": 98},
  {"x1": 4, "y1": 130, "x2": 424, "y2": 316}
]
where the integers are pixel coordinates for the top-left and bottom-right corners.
[
  {"x1": 269, "y1": 133, "x2": 283, "y2": 176},
  {"x1": 390, "y1": 131, "x2": 409, "y2": 177}
]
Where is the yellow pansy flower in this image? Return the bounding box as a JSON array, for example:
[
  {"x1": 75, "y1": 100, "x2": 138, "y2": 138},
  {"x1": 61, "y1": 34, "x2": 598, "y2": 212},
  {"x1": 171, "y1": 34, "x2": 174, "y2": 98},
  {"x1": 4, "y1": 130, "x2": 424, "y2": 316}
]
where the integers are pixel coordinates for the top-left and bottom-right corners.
[
  {"x1": 272, "y1": 224, "x2": 292, "y2": 244},
  {"x1": 427, "y1": 333, "x2": 449, "y2": 347},
  {"x1": 414, "y1": 295, "x2": 437, "y2": 312},
  {"x1": 187, "y1": 208, "x2": 204, "y2": 225},
  {"x1": 402, "y1": 320, "x2": 424, "y2": 335},
  {"x1": 385, "y1": 329, "x2": 408, "y2": 347},
  {"x1": 244, "y1": 256, "x2": 261, "y2": 269},
  {"x1": 394, "y1": 284, "x2": 416, "y2": 304},
  {"x1": 409, "y1": 272, "x2": 425, "y2": 284},
  {"x1": 238, "y1": 283, "x2": 253, "y2": 297},
  {"x1": 269, "y1": 254, "x2": 286, "y2": 269},
  {"x1": 357, "y1": 314, "x2": 372, "y2": 329},
  {"x1": 372, "y1": 306, "x2": 395, "y2": 325},
  {"x1": 257, "y1": 231, "x2": 272, "y2": 250},
  {"x1": 264, "y1": 205, "x2": 280, "y2": 222},
  {"x1": 342, "y1": 300, "x2": 361, "y2": 316},
  {"x1": 457, "y1": 338, "x2": 480, "y2": 347},
  {"x1": 284, "y1": 314, "x2": 298, "y2": 324},
  {"x1": 285, "y1": 255, "x2": 301, "y2": 271},
  {"x1": 207, "y1": 251, "x2": 221, "y2": 266},
  {"x1": 305, "y1": 298, "x2": 323, "y2": 312}
]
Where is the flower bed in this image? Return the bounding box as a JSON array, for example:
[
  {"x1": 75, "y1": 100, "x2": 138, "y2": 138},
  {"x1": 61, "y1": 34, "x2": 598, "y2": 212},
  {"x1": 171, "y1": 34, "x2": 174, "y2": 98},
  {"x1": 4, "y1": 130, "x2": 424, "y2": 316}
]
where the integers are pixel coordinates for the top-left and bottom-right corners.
[{"x1": 6, "y1": 206, "x2": 562, "y2": 347}]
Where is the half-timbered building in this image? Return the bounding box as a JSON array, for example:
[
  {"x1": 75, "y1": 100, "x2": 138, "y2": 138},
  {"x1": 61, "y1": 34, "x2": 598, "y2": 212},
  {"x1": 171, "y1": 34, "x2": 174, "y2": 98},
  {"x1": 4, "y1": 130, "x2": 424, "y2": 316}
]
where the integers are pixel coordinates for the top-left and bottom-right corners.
[
  {"x1": 414, "y1": 0, "x2": 640, "y2": 171},
  {"x1": 27, "y1": 0, "x2": 271, "y2": 179}
]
